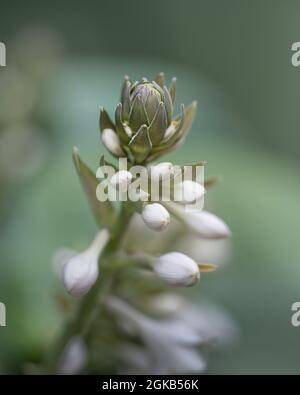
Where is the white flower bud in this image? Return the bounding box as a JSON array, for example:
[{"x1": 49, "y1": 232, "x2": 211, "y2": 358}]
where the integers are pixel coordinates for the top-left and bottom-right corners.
[
  {"x1": 164, "y1": 124, "x2": 176, "y2": 140},
  {"x1": 150, "y1": 162, "x2": 174, "y2": 181},
  {"x1": 153, "y1": 252, "x2": 200, "y2": 287},
  {"x1": 101, "y1": 128, "x2": 124, "y2": 157},
  {"x1": 184, "y1": 210, "x2": 231, "y2": 239},
  {"x1": 124, "y1": 124, "x2": 133, "y2": 138},
  {"x1": 110, "y1": 170, "x2": 132, "y2": 192},
  {"x1": 63, "y1": 229, "x2": 109, "y2": 297},
  {"x1": 142, "y1": 203, "x2": 170, "y2": 231},
  {"x1": 52, "y1": 247, "x2": 77, "y2": 279},
  {"x1": 58, "y1": 336, "x2": 87, "y2": 375},
  {"x1": 175, "y1": 180, "x2": 205, "y2": 204}
]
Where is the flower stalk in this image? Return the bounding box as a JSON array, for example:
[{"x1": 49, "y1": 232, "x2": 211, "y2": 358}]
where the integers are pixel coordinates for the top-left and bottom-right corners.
[
  {"x1": 46, "y1": 73, "x2": 233, "y2": 374},
  {"x1": 46, "y1": 202, "x2": 134, "y2": 373}
]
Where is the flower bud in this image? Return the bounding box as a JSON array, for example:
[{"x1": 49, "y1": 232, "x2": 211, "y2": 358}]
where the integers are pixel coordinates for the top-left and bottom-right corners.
[
  {"x1": 63, "y1": 229, "x2": 109, "y2": 297},
  {"x1": 58, "y1": 336, "x2": 87, "y2": 375},
  {"x1": 150, "y1": 162, "x2": 174, "y2": 181},
  {"x1": 101, "y1": 128, "x2": 124, "y2": 157},
  {"x1": 110, "y1": 170, "x2": 132, "y2": 192},
  {"x1": 100, "y1": 74, "x2": 198, "y2": 164},
  {"x1": 163, "y1": 123, "x2": 176, "y2": 141},
  {"x1": 52, "y1": 247, "x2": 77, "y2": 279},
  {"x1": 184, "y1": 210, "x2": 231, "y2": 239},
  {"x1": 142, "y1": 203, "x2": 170, "y2": 231},
  {"x1": 153, "y1": 252, "x2": 200, "y2": 287},
  {"x1": 175, "y1": 180, "x2": 205, "y2": 204},
  {"x1": 131, "y1": 82, "x2": 162, "y2": 124}
]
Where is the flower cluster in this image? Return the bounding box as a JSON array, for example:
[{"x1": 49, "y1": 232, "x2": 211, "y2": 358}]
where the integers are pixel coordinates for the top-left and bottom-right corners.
[
  {"x1": 100, "y1": 73, "x2": 196, "y2": 164},
  {"x1": 107, "y1": 295, "x2": 235, "y2": 375},
  {"x1": 53, "y1": 73, "x2": 234, "y2": 375}
]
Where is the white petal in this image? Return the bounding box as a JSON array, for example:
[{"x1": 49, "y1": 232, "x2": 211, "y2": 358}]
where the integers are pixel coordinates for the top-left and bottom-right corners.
[
  {"x1": 185, "y1": 210, "x2": 231, "y2": 239},
  {"x1": 142, "y1": 203, "x2": 170, "y2": 231},
  {"x1": 52, "y1": 247, "x2": 78, "y2": 279},
  {"x1": 175, "y1": 180, "x2": 205, "y2": 204},
  {"x1": 58, "y1": 336, "x2": 87, "y2": 375},
  {"x1": 145, "y1": 318, "x2": 202, "y2": 346},
  {"x1": 63, "y1": 251, "x2": 98, "y2": 297},
  {"x1": 148, "y1": 293, "x2": 185, "y2": 315},
  {"x1": 150, "y1": 162, "x2": 174, "y2": 181},
  {"x1": 144, "y1": 330, "x2": 206, "y2": 374},
  {"x1": 180, "y1": 303, "x2": 238, "y2": 348},
  {"x1": 148, "y1": 292, "x2": 236, "y2": 347},
  {"x1": 101, "y1": 128, "x2": 124, "y2": 157},
  {"x1": 107, "y1": 297, "x2": 207, "y2": 374},
  {"x1": 163, "y1": 124, "x2": 176, "y2": 141},
  {"x1": 110, "y1": 170, "x2": 132, "y2": 192},
  {"x1": 63, "y1": 230, "x2": 109, "y2": 297},
  {"x1": 153, "y1": 252, "x2": 200, "y2": 287},
  {"x1": 166, "y1": 345, "x2": 207, "y2": 373},
  {"x1": 175, "y1": 235, "x2": 231, "y2": 266},
  {"x1": 118, "y1": 343, "x2": 152, "y2": 373}
]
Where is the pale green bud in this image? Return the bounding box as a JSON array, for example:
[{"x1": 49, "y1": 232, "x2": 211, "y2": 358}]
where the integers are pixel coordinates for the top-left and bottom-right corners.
[{"x1": 99, "y1": 74, "x2": 197, "y2": 164}]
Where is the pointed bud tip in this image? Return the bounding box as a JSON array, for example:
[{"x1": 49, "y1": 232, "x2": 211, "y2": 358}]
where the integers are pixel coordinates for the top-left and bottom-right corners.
[
  {"x1": 72, "y1": 146, "x2": 80, "y2": 169},
  {"x1": 72, "y1": 146, "x2": 79, "y2": 155},
  {"x1": 184, "y1": 210, "x2": 231, "y2": 239}
]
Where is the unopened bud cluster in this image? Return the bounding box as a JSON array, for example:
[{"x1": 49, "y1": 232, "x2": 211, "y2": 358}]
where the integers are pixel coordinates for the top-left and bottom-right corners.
[
  {"x1": 53, "y1": 73, "x2": 233, "y2": 375},
  {"x1": 99, "y1": 73, "x2": 197, "y2": 164}
]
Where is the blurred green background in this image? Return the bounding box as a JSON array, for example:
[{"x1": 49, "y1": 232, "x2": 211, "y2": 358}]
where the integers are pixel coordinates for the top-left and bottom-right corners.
[{"x1": 1, "y1": 0, "x2": 300, "y2": 374}]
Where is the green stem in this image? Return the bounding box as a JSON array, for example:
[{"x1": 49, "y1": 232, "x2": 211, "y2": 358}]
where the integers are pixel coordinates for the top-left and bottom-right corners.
[{"x1": 45, "y1": 202, "x2": 134, "y2": 373}]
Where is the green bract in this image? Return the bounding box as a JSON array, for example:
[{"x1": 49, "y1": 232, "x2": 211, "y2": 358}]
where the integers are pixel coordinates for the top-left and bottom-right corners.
[{"x1": 99, "y1": 73, "x2": 197, "y2": 164}]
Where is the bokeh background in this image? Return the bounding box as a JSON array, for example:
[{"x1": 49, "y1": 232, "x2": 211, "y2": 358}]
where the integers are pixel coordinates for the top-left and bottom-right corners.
[{"x1": 1, "y1": 0, "x2": 300, "y2": 374}]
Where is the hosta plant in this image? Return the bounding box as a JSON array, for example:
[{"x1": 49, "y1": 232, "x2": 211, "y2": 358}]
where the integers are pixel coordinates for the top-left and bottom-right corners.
[{"x1": 46, "y1": 73, "x2": 234, "y2": 374}]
